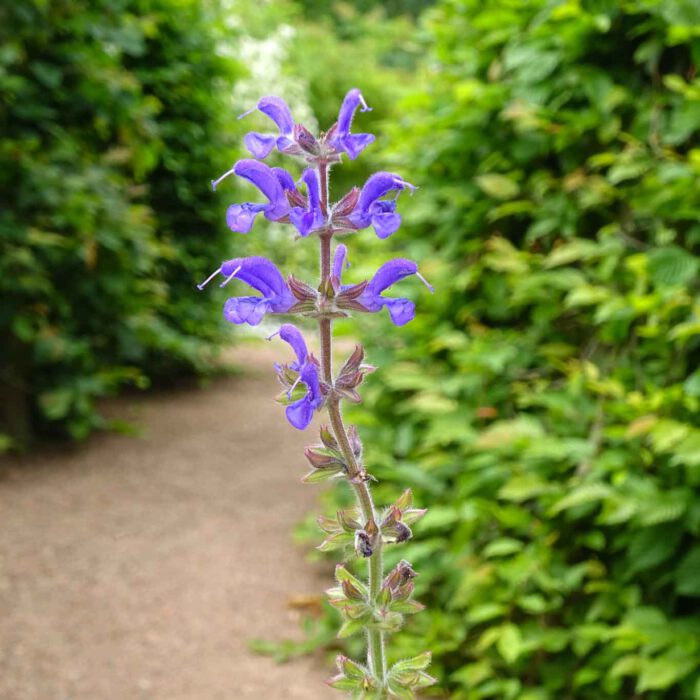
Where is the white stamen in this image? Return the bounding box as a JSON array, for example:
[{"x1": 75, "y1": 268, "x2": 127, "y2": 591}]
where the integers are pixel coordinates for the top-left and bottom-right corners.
[
  {"x1": 416, "y1": 271, "x2": 434, "y2": 294},
  {"x1": 211, "y1": 167, "x2": 235, "y2": 191},
  {"x1": 196, "y1": 267, "x2": 222, "y2": 291},
  {"x1": 219, "y1": 265, "x2": 241, "y2": 288},
  {"x1": 266, "y1": 330, "x2": 280, "y2": 342},
  {"x1": 286, "y1": 374, "x2": 302, "y2": 398},
  {"x1": 237, "y1": 106, "x2": 256, "y2": 121},
  {"x1": 358, "y1": 93, "x2": 372, "y2": 113}
]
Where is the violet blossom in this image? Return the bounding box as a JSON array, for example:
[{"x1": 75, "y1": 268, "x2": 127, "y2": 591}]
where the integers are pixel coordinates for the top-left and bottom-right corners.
[
  {"x1": 211, "y1": 159, "x2": 295, "y2": 233},
  {"x1": 200, "y1": 87, "x2": 435, "y2": 698},
  {"x1": 348, "y1": 172, "x2": 416, "y2": 239},
  {"x1": 273, "y1": 324, "x2": 323, "y2": 430},
  {"x1": 239, "y1": 96, "x2": 299, "y2": 158},
  {"x1": 328, "y1": 88, "x2": 375, "y2": 160},
  {"x1": 196, "y1": 256, "x2": 295, "y2": 326},
  {"x1": 332, "y1": 244, "x2": 433, "y2": 326},
  {"x1": 289, "y1": 168, "x2": 325, "y2": 237}
]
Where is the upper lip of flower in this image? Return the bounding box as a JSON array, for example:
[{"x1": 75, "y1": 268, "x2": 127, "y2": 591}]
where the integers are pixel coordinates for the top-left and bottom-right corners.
[
  {"x1": 289, "y1": 168, "x2": 326, "y2": 237},
  {"x1": 238, "y1": 96, "x2": 299, "y2": 159},
  {"x1": 211, "y1": 159, "x2": 296, "y2": 233},
  {"x1": 328, "y1": 89, "x2": 376, "y2": 160},
  {"x1": 344, "y1": 172, "x2": 416, "y2": 238},
  {"x1": 331, "y1": 251, "x2": 433, "y2": 326},
  {"x1": 196, "y1": 256, "x2": 295, "y2": 326}
]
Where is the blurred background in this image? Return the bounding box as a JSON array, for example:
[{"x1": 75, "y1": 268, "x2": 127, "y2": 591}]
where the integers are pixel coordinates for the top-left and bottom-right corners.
[{"x1": 2, "y1": 0, "x2": 700, "y2": 698}]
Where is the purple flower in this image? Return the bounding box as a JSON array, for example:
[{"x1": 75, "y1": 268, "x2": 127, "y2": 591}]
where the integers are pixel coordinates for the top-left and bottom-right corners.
[
  {"x1": 196, "y1": 256, "x2": 295, "y2": 326},
  {"x1": 332, "y1": 247, "x2": 433, "y2": 326},
  {"x1": 329, "y1": 89, "x2": 375, "y2": 160},
  {"x1": 239, "y1": 96, "x2": 299, "y2": 158},
  {"x1": 211, "y1": 159, "x2": 294, "y2": 233},
  {"x1": 331, "y1": 243, "x2": 350, "y2": 289},
  {"x1": 348, "y1": 172, "x2": 416, "y2": 239},
  {"x1": 273, "y1": 324, "x2": 324, "y2": 430},
  {"x1": 289, "y1": 169, "x2": 326, "y2": 237}
]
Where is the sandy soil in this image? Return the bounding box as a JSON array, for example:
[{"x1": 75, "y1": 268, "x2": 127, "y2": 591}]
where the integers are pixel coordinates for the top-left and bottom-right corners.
[{"x1": 0, "y1": 343, "x2": 335, "y2": 700}]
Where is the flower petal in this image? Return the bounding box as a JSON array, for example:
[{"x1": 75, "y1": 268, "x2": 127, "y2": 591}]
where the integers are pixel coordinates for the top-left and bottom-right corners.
[
  {"x1": 336, "y1": 88, "x2": 372, "y2": 136},
  {"x1": 337, "y1": 132, "x2": 375, "y2": 160},
  {"x1": 356, "y1": 172, "x2": 413, "y2": 214},
  {"x1": 286, "y1": 397, "x2": 314, "y2": 430},
  {"x1": 371, "y1": 212, "x2": 402, "y2": 239},
  {"x1": 221, "y1": 256, "x2": 291, "y2": 300},
  {"x1": 332, "y1": 244, "x2": 348, "y2": 283},
  {"x1": 223, "y1": 296, "x2": 270, "y2": 326},
  {"x1": 272, "y1": 167, "x2": 296, "y2": 192},
  {"x1": 257, "y1": 96, "x2": 294, "y2": 135},
  {"x1": 226, "y1": 203, "x2": 264, "y2": 233},
  {"x1": 383, "y1": 298, "x2": 415, "y2": 326},
  {"x1": 279, "y1": 324, "x2": 309, "y2": 365},
  {"x1": 244, "y1": 132, "x2": 277, "y2": 159},
  {"x1": 233, "y1": 159, "x2": 290, "y2": 220},
  {"x1": 289, "y1": 169, "x2": 324, "y2": 236},
  {"x1": 367, "y1": 259, "x2": 419, "y2": 296},
  {"x1": 289, "y1": 208, "x2": 317, "y2": 237},
  {"x1": 300, "y1": 362, "x2": 323, "y2": 408}
]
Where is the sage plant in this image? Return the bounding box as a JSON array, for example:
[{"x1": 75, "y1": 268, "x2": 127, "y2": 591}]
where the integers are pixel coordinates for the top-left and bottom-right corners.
[{"x1": 199, "y1": 89, "x2": 436, "y2": 698}]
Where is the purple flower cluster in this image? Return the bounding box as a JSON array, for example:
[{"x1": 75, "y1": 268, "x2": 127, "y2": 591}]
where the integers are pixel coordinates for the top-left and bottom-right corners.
[{"x1": 199, "y1": 88, "x2": 433, "y2": 430}]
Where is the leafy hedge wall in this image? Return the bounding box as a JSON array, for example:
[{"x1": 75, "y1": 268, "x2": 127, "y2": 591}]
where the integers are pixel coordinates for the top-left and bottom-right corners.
[
  {"x1": 316, "y1": 1, "x2": 700, "y2": 698},
  {"x1": 0, "y1": 0, "x2": 240, "y2": 445}
]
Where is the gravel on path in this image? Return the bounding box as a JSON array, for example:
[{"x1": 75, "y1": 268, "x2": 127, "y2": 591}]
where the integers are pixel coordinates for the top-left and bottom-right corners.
[{"x1": 0, "y1": 343, "x2": 334, "y2": 700}]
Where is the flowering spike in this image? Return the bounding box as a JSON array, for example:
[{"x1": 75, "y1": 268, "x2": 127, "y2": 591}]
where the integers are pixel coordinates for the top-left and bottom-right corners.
[{"x1": 202, "y1": 88, "x2": 433, "y2": 694}]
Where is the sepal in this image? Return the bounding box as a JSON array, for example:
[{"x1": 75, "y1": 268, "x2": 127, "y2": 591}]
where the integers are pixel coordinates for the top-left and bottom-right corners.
[
  {"x1": 386, "y1": 652, "x2": 437, "y2": 698},
  {"x1": 320, "y1": 424, "x2": 339, "y2": 451},
  {"x1": 327, "y1": 655, "x2": 378, "y2": 693},
  {"x1": 332, "y1": 187, "x2": 361, "y2": 217},
  {"x1": 294, "y1": 123, "x2": 321, "y2": 155},
  {"x1": 288, "y1": 275, "x2": 319, "y2": 303}
]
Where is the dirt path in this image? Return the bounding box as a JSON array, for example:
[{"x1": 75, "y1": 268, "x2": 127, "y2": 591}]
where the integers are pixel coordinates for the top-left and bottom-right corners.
[{"x1": 0, "y1": 343, "x2": 335, "y2": 700}]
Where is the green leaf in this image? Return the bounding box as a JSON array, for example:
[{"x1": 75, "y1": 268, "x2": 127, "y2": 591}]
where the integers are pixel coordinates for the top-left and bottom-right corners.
[
  {"x1": 676, "y1": 547, "x2": 700, "y2": 596},
  {"x1": 648, "y1": 246, "x2": 699, "y2": 287},
  {"x1": 475, "y1": 174, "x2": 520, "y2": 200},
  {"x1": 483, "y1": 537, "x2": 523, "y2": 558},
  {"x1": 497, "y1": 624, "x2": 524, "y2": 664},
  {"x1": 637, "y1": 653, "x2": 696, "y2": 691}
]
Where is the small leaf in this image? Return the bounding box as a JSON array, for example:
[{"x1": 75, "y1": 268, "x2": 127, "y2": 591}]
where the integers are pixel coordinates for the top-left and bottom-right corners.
[{"x1": 476, "y1": 173, "x2": 520, "y2": 199}]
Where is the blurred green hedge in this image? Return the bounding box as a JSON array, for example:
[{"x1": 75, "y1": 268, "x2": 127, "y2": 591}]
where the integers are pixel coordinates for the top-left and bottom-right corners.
[
  {"x1": 312, "y1": 1, "x2": 700, "y2": 698},
  {"x1": 0, "y1": 0, "x2": 240, "y2": 446}
]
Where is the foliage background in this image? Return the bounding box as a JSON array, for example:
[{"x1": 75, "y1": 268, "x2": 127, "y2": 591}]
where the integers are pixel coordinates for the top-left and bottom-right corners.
[
  {"x1": 2, "y1": 0, "x2": 700, "y2": 698},
  {"x1": 0, "y1": 0, "x2": 241, "y2": 444},
  {"x1": 305, "y1": 1, "x2": 700, "y2": 698}
]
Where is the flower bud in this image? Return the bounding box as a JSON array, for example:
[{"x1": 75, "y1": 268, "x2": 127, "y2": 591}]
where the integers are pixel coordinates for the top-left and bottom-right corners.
[
  {"x1": 319, "y1": 425, "x2": 339, "y2": 451},
  {"x1": 337, "y1": 509, "x2": 362, "y2": 532},
  {"x1": 383, "y1": 559, "x2": 417, "y2": 593},
  {"x1": 394, "y1": 521, "x2": 413, "y2": 543},
  {"x1": 341, "y1": 579, "x2": 364, "y2": 601},
  {"x1": 304, "y1": 446, "x2": 343, "y2": 470},
  {"x1": 347, "y1": 425, "x2": 363, "y2": 459},
  {"x1": 332, "y1": 186, "x2": 362, "y2": 217},
  {"x1": 294, "y1": 123, "x2": 321, "y2": 155},
  {"x1": 354, "y1": 529, "x2": 373, "y2": 558},
  {"x1": 287, "y1": 275, "x2": 319, "y2": 302}
]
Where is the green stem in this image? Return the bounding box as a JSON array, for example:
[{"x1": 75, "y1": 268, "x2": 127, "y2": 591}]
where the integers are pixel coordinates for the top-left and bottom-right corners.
[{"x1": 317, "y1": 161, "x2": 387, "y2": 686}]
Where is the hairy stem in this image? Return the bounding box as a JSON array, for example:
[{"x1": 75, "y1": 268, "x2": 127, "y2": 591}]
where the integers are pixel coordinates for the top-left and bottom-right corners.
[{"x1": 317, "y1": 162, "x2": 387, "y2": 684}]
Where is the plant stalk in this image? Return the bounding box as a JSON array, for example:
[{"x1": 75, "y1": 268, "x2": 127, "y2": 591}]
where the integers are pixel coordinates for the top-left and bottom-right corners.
[{"x1": 317, "y1": 161, "x2": 387, "y2": 684}]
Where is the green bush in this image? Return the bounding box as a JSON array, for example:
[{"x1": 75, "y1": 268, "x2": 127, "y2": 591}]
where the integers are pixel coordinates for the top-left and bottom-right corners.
[
  {"x1": 0, "y1": 0, "x2": 240, "y2": 445},
  {"x1": 310, "y1": 1, "x2": 700, "y2": 697}
]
